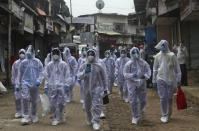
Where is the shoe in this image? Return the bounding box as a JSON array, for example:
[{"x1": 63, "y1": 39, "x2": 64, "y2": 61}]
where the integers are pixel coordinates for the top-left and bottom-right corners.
[
  {"x1": 32, "y1": 117, "x2": 39, "y2": 123},
  {"x1": 107, "y1": 90, "x2": 110, "y2": 95},
  {"x1": 86, "y1": 119, "x2": 92, "y2": 126},
  {"x1": 60, "y1": 113, "x2": 66, "y2": 122},
  {"x1": 21, "y1": 118, "x2": 30, "y2": 125},
  {"x1": 15, "y1": 113, "x2": 22, "y2": 118},
  {"x1": 124, "y1": 98, "x2": 129, "y2": 103},
  {"x1": 93, "y1": 123, "x2": 100, "y2": 130},
  {"x1": 80, "y1": 99, "x2": 84, "y2": 104},
  {"x1": 100, "y1": 112, "x2": 106, "y2": 119},
  {"x1": 52, "y1": 120, "x2": 59, "y2": 126},
  {"x1": 161, "y1": 116, "x2": 168, "y2": 123},
  {"x1": 141, "y1": 111, "x2": 146, "y2": 119},
  {"x1": 66, "y1": 99, "x2": 71, "y2": 103},
  {"x1": 132, "y1": 117, "x2": 139, "y2": 125}
]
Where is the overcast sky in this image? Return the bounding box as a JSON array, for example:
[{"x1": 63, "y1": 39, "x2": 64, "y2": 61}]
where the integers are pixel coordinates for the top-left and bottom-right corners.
[{"x1": 64, "y1": 0, "x2": 135, "y2": 17}]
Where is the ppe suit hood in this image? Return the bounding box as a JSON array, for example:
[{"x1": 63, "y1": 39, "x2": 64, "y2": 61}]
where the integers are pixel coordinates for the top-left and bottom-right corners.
[
  {"x1": 26, "y1": 45, "x2": 35, "y2": 58},
  {"x1": 87, "y1": 49, "x2": 97, "y2": 63},
  {"x1": 130, "y1": 47, "x2": 140, "y2": 60},
  {"x1": 19, "y1": 49, "x2": 26, "y2": 55},
  {"x1": 63, "y1": 47, "x2": 71, "y2": 57},
  {"x1": 104, "y1": 50, "x2": 111, "y2": 58},
  {"x1": 51, "y1": 48, "x2": 62, "y2": 62},
  {"x1": 155, "y1": 40, "x2": 170, "y2": 53}
]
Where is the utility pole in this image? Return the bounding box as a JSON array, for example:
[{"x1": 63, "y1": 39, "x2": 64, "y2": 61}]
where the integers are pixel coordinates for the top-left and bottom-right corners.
[
  {"x1": 70, "y1": 0, "x2": 73, "y2": 43},
  {"x1": 8, "y1": 0, "x2": 12, "y2": 86}
]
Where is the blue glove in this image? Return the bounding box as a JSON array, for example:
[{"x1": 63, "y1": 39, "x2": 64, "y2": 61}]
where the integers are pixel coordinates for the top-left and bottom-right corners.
[
  {"x1": 64, "y1": 86, "x2": 70, "y2": 94},
  {"x1": 132, "y1": 72, "x2": 137, "y2": 78},
  {"x1": 35, "y1": 81, "x2": 41, "y2": 87},
  {"x1": 141, "y1": 75, "x2": 145, "y2": 79},
  {"x1": 153, "y1": 83, "x2": 157, "y2": 90},
  {"x1": 114, "y1": 74, "x2": 118, "y2": 79},
  {"x1": 85, "y1": 66, "x2": 91, "y2": 74},
  {"x1": 177, "y1": 82, "x2": 181, "y2": 88},
  {"x1": 44, "y1": 88, "x2": 48, "y2": 95},
  {"x1": 15, "y1": 88, "x2": 20, "y2": 92}
]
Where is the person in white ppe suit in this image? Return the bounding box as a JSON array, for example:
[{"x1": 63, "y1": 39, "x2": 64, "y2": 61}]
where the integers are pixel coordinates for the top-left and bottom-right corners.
[
  {"x1": 124, "y1": 47, "x2": 151, "y2": 124},
  {"x1": 176, "y1": 41, "x2": 188, "y2": 86},
  {"x1": 17, "y1": 45, "x2": 44, "y2": 125},
  {"x1": 78, "y1": 47, "x2": 88, "y2": 104},
  {"x1": 103, "y1": 50, "x2": 115, "y2": 94},
  {"x1": 44, "y1": 53, "x2": 52, "y2": 94},
  {"x1": 11, "y1": 49, "x2": 26, "y2": 118},
  {"x1": 115, "y1": 49, "x2": 130, "y2": 102},
  {"x1": 78, "y1": 49, "x2": 108, "y2": 131},
  {"x1": 153, "y1": 40, "x2": 181, "y2": 123},
  {"x1": 63, "y1": 47, "x2": 78, "y2": 102},
  {"x1": 45, "y1": 48, "x2": 71, "y2": 126}
]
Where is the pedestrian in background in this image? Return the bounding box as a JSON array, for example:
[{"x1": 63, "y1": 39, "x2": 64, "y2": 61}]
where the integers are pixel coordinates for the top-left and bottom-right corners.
[
  {"x1": 153, "y1": 40, "x2": 181, "y2": 123},
  {"x1": 115, "y1": 49, "x2": 130, "y2": 103},
  {"x1": 11, "y1": 49, "x2": 26, "y2": 119},
  {"x1": 177, "y1": 41, "x2": 188, "y2": 86},
  {"x1": 17, "y1": 45, "x2": 44, "y2": 125},
  {"x1": 124, "y1": 47, "x2": 151, "y2": 124},
  {"x1": 63, "y1": 47, "x2": 78, "y2": 103}
]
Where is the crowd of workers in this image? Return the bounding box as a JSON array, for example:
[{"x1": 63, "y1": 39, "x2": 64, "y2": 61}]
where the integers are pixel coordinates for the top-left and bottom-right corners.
[{"x1": 11, "y1": 39, "x2": 188, "y2": 130}]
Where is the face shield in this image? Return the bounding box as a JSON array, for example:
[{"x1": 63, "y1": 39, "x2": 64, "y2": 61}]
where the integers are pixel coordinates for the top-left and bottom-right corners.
[
  {"x1": 131, "y1": 48, "x2": 139, "y2": 59},
  {"x1": 26, "y1": 45, "x2": 35, "y2": 59},
  {"x1": 87, "y1": 50, "x2": 95, "y2": 63},
  {"x1": 82, "y1": 47, "x2": 88, "y2": 57}
]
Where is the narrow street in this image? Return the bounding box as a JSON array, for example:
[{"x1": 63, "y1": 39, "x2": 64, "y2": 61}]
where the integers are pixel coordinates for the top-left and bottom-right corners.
[
  {"x1": 104, "y1": 87, "x2": 199, "y2": 131},
  {"x1": 0, "y1": 86, "x2": 199, "y2": 131}
]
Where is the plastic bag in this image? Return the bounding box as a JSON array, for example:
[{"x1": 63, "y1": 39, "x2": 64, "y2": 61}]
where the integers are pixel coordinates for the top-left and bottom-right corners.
[
  {"x1": 0, "y1": 81, "x2": 7, "y2": 92},
  {"x1": 40, "y1": 94, "x2": 51, "y2": 117},
  {"x1": 176, "y1": 88, "x2": 187, "y2": 110}
]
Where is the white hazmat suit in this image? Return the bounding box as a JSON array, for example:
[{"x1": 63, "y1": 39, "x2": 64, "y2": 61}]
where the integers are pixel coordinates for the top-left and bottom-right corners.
[{"x1": 124, "y1": 47, "x2": 151, "y2": 124}]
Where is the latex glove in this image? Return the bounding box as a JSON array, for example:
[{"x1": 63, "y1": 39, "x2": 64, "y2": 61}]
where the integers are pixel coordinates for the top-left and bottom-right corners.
[
  {"x1": 15, "y1": 87, "x2": 20, "y2": 92},
  {"x1": 153, "y1": 83, "x2": 157, "y2": 90},
  {"x1": 132, "y1": 72, "x2": 137, "y2": 78},
  {"x1": 35, "y1": 81, "x2": 41, "y2": 87},
  {"x1": 64, "y1": 86, "x2": 70, "y2": 94},
  {"x1": 141, "y1": 75, "x2": 145, "y2": 79},
  {"x1": 177, "y1": 82, "x2": 181, "y2": 88},
  {"x1": 114, "y1": 74, "x2": 118, "y2": 79},
  {"x1": 44, "y1": 88, "x2": 48, "y2": 95},
  {"x1": 85, "y1": 66, "x2": 91, "y2": 74}
]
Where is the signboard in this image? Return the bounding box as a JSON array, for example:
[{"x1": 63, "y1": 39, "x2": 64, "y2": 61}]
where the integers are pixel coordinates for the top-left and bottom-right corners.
[
  {"x1": 46, "y1": 17, "x2": 53, "y2": 31},
  {"x1": 24, "y1": 13, "x2": 33, "y2": 34},
  {"x1": 181, "y1": 0, "x2": 191, "y2": 21},
  {"x1": 12, "y1": 1, "x2": 23, "y2": 20},
  {"x1": 66, "y1": 17, "x2": 95, "y2": 24},
  {"x1": 36, "y1": 20, "x2": 44, "y2": 34},
  {"x1": 54, "y1": 25, "x2": 59, "y2": 35},
  {"x1": 80, "y1": 32, "x2": 95, "y2": 44},
  {"x1": 60, "y1": 23, "x2": 66, "y2": 32}
]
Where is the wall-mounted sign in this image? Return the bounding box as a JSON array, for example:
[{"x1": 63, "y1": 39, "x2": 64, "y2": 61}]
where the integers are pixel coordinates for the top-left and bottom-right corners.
[
  {"x1": 46, "y1": 17, "x2": 53, "y2": 31},
  {"x1": 24, "y1": 13, "x2": 33, "y2": 34}
]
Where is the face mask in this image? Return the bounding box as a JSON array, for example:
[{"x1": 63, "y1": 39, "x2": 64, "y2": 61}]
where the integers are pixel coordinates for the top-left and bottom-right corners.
[
  {"x1": 88, "y1": 56, "x2": 95, "y2": 63},
  {"x1": 53, "y1": 55, "x2": 59, "y2": 60},
  {"x1": 83, "y1": 51, "x2": 87, "y2": 56},
  {"x1": 105, "y1": 54, "x2": 110, "y2": 58},
  {"x1": 19, "y1": 54, "x2": 25, "y2": 59},
  {"x1": 121, "y1": 54, "x2": 126, "y2": 58},
  {"x1": 26, "y1": 52, "x2": 32, "y2": 59},
  {"x1": 132, "y1": 53, "x2": 139, "y2": 59}
]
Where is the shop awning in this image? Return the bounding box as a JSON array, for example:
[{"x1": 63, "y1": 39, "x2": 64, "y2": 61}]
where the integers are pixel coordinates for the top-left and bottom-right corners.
[
  {"x1": 96, "y1": 30, "x2": 121, "y2": 36},
  {"x1": 36, "y1": 8, "x2": 46, "y2": 16}
]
